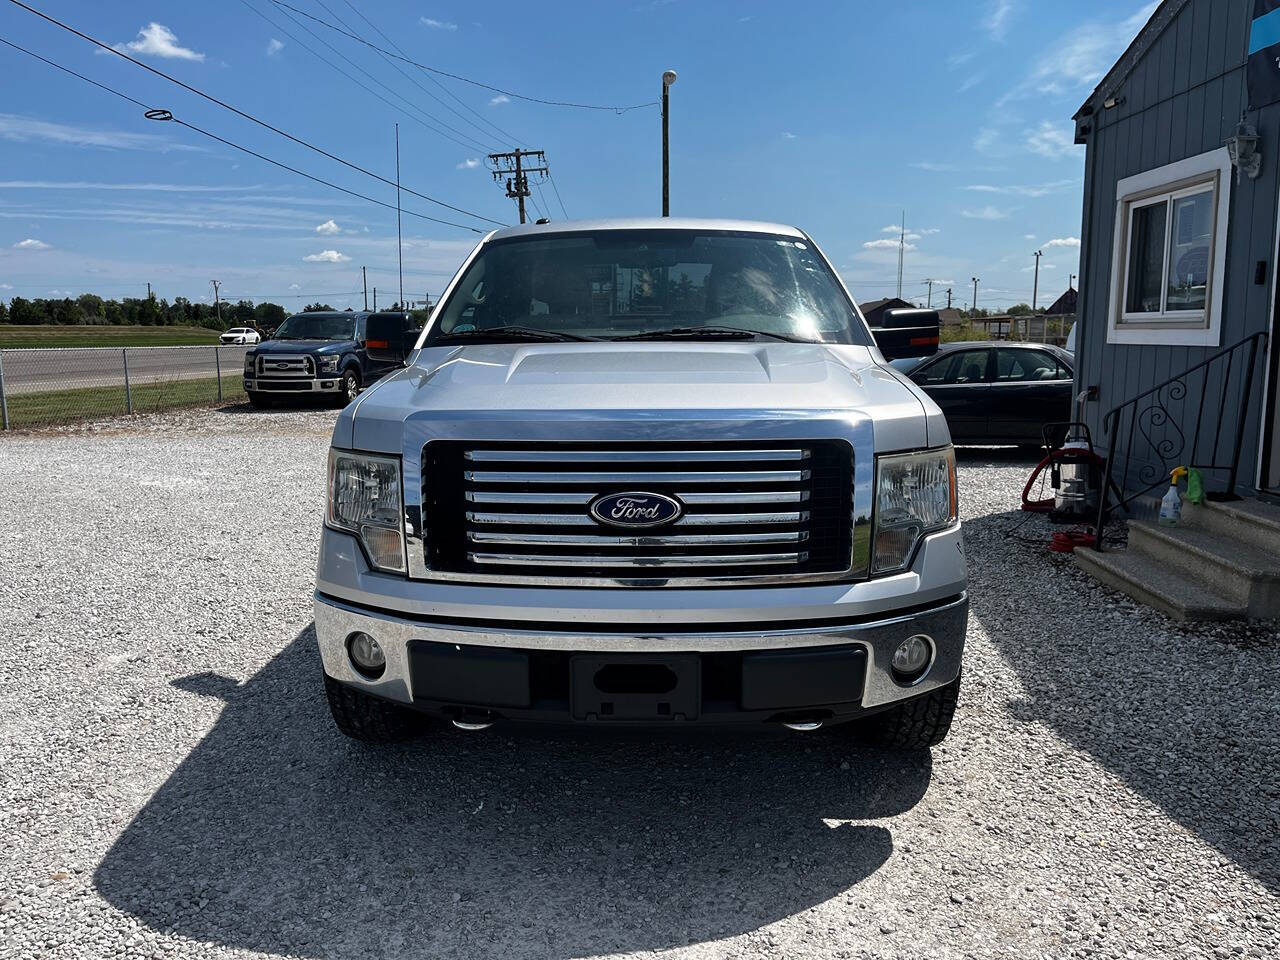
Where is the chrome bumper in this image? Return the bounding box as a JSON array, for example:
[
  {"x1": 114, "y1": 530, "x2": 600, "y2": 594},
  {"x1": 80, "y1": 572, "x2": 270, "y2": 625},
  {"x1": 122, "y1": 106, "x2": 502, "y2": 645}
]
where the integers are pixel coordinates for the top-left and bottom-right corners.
[{"x1": 314, "y1": 591, "x2": 967, "y2": 714}]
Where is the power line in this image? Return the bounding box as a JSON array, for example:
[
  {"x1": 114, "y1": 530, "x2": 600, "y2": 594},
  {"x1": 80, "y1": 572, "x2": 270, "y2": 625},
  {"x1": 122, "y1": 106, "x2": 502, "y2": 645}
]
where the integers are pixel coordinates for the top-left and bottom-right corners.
[
  {"x1": 5, "y1": 0, "x2": 506, "y2": 227},
  {"x1": 0, "y1": 36, "x2": 489, "y2": 233},
  {"x1": 237, "y1": 0, "x2": 494, "y2": 154},
  {"x1": 330, "y1": 0, "x2": 522, "y2": 149},
  {"x1": 547, "y1": 173, "x2": 569, "y2": 219},
  {"x1": 268, "y1": 0, "x2": 656, "y2": 113}
]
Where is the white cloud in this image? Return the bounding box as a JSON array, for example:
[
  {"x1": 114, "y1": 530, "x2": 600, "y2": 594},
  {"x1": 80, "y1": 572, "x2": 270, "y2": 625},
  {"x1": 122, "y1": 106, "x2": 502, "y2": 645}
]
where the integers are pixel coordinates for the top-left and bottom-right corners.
[
  {"x1": 973, "y1": 127, "x2": 1001, "y2": 155},
  {"x1": 1022, "y1": 262, "x2": 1057, "y2": 272},
  {"x1": 960, "y1": 206, "x2": 1012, "y2": 220},
  {"x1": 0, "y1": 113, "x2": 200, "y2": 153},
  {"x1": 1044, "y1": 236, "x2": 1081, "y2": 248},
  {"x1": 911, "y1": 161, "x2": 956, "y2": 172},
  {"x1": 456, "y1": 158, "x2": 481, "y2": 169},
  {"x1": 997, "y1": 2, "x2": 1157, "y2": 107},
  {"x1": 864, "y1": 238, "x2": 917, "y2": 251},
  {"x1": 0, "y1": 283, "x2": 12, "y2": 290},
  {"x1": 114, "y1": 23, "x2": 204, "y2": 61},
  {"x1": 315, "y1": 219, "x2": 341, "y2": 235},
  {"x1": 0, "y1": 179, "x2": 262, "y2": 192},
  {"x1": 782, "y1": 131, "x2": 797, "y2": 139},
  {"x1": 489, "y1": 95, "x2": 510, "y2": 106},
  {"x1": 965, "y1": 178, "x2": 1079, "y2": 197},
  {"x1": 303, "y1": 249, "x2": 350, "y2": 263},
  {"x1": 881, "y1": 224, "x2": 903, "y2": 234},
  {"x1": 267, "y1": 38, "x2": 284, "y2": 56},
  {"x1": 948, "y1": 51, "x2": 977, "y2": 68},
  {"x1": 1026, "y1": 121, "x2": 1077, "y2": 159},
  {"x1": 13, "y1": 238, "x2": 50, "y2": 250},
  {"x1": 918, "y1": 227, "x2": 942, "y2": 236},
  {"x1": 421, "y1": 17, "x2": 458, "y2": 30},
  {"x1": 288, "y1": 282, "x2": 301, "y2": 290},
  {"x1": 958, "y1": 73, "x2": 985, "y2": 93},
  {"x1": 1024, "y1": 234, "x2": 1037, "y2": 240},
  {"x1": 984, "y1": 0, "x2": 1017, "y2": 40}
]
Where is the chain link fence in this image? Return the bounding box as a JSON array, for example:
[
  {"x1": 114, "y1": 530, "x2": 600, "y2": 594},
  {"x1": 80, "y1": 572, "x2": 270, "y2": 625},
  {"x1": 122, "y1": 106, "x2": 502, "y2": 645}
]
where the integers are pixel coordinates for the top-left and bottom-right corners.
[{"x1": 0, "y1": 345, "x2": 249, "y2": 430}]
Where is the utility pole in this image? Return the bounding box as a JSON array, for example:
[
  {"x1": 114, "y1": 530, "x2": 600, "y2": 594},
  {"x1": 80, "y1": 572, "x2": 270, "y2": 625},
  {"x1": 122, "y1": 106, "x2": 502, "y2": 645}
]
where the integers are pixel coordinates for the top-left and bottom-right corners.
[
  {"x1": 362, "y1": 266, "x2": 368, "y2": 311},
  {"x1": 211, "y1": 280, "x2": 222, "y2": 327},
  {"x1": 662, "y1": 69, "x2": 677, "y2": 216},
  {"x1": 896, "y1": 212, "x2": 906, "y2": 299},
  {"x1": 146, "y1": 282, "x2": 152, "y2": 300},
  {"x1": 394, "y1": 123, "x2": 405, "y2": 311},
  {"x1": 1032, "y1": 250, "x2": 1043, "y2": 310},
  {"x1": 924, "y1": 278, "x2": 937, "y2": 308},
  {"x1": 372, "y1": 287, "x2": 377, "y2": 312},
  {"x1": 971, "y1": 277, "x2": 980, "y2": 313},
  {"x1": 946, "y1": 288, "x2": 953, "y2": 309},
  {"x1": 489, "y1": 148, "x2": 548, "y2": 224}
]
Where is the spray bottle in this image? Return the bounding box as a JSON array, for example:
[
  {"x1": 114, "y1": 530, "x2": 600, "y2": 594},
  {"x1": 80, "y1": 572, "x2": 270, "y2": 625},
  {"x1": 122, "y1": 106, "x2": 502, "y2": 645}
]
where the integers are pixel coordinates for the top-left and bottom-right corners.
[{"x1": 1159, "y1": 466, "x2": 1189, "y2": 527}]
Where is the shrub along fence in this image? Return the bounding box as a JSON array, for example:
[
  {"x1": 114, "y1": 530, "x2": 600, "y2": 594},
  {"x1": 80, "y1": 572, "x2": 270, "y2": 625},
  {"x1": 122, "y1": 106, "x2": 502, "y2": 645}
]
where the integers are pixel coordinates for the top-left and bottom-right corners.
[{"x1": 0, "y1": 345, "x2": 249, "y2": 430}]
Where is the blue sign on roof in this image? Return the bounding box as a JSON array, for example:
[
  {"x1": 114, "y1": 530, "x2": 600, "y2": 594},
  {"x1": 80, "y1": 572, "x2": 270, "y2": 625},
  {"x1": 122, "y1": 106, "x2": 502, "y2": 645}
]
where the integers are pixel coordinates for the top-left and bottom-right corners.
[{"x1": 1250, "y1": 0, "x2": 1280, "y2": 106}]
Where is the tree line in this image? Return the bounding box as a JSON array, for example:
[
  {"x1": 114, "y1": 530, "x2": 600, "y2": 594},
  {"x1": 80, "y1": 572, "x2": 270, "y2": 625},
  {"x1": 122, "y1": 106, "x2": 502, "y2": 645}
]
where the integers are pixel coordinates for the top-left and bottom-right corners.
[{"x1": 0, "y1": 294, "x2": 340, "y2": 331}]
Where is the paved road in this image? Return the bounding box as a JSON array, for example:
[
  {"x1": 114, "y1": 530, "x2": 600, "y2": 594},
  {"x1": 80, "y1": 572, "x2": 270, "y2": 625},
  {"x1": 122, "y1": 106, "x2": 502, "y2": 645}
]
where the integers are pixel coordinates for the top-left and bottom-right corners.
[
  {"x1": 0, "y1": 410, "x2": 1276, "y2": 960},
  {"x1": 0, "y1": 345, "x2": 249, "y2": 395}
]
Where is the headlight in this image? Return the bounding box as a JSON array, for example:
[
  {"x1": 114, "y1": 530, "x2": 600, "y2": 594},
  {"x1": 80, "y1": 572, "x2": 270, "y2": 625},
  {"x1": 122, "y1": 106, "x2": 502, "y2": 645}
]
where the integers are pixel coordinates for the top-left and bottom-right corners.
[
  {"x1": 243, "y1": 355, "x2": 255, "y2": 374},
  {"x1": 317, "y1": 356, "x2": 340, "y2": 374},
  {"x1": 327, "y1": 450, "x2": 406, "y2": 574},
  {"x1": 872, "y1": 446, "x2": 957, "y2": 575}
]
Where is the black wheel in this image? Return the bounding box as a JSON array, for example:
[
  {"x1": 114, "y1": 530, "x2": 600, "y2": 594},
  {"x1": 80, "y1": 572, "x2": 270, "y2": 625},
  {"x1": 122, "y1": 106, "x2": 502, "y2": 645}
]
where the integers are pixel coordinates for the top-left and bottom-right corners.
[
  {"x1": 337, "y1": 367, "x2": 361, "y2": 406},
  {"x1": 323, "y1": 673, "x2": 424, "y2": 743},
  {"x1": 246, "y1": 391, "x2": 272, "y2": 409},
  {"x1": 855, "y1": 674, "x2": 960, "y2": 751}
]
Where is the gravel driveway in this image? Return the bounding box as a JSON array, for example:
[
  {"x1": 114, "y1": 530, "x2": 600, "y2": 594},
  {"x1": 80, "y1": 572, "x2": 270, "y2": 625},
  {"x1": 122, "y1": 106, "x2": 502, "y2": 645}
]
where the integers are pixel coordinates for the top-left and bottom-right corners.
[{"x1": 1, "y1": 406, "x2": 1277, "y2": 960}]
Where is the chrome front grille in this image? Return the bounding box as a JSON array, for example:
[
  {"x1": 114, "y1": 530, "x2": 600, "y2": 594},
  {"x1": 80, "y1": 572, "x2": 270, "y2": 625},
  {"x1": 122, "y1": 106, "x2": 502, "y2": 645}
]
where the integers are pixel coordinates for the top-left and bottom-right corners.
[
  {"x1": 257, "y1": 354, "x2": 314, "y2": 377},
  {"x1": 420, "y1": 441, "x2": 855, "y2": 586}
]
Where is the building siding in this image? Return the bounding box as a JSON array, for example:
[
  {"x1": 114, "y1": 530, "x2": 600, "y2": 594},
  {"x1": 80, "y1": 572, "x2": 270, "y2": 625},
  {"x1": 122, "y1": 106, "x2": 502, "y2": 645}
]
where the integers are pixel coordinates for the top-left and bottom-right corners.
[{"x1": 1076, "y1": 0, "x2": 1274, "y2": 495}]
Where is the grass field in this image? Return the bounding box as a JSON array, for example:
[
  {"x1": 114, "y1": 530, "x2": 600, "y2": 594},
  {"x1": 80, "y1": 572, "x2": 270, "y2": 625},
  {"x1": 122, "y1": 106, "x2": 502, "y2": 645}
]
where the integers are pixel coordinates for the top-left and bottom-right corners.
[
  {"x1": 0, "y1": 325, "x2": 223, "y2": 349},
  {"x1": 3, "y1": 375, "x2": 247, "y2": 429}
]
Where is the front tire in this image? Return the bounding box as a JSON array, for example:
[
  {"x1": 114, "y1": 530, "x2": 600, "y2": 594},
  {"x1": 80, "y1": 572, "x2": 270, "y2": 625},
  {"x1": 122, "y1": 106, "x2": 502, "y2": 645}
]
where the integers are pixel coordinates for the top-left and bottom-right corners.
[
  {"x1": 855, "y1": 674, "x2": 960, "y2": 751},
  {"x1": 246, "y1": 390, "x2": 272, "y2": 409},
  {"x1": 323, "y1": 674, "x2": 424, "y2": 743},
  {"x1": 337, "y1": 367, "x2": 361, "y2": 406}
]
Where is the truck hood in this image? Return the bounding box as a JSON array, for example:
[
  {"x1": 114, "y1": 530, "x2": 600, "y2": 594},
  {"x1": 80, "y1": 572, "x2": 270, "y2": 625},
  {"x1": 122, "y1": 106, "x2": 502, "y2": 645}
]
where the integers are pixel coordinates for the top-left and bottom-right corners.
[
  {"x1": 251, "y1": 339, "x2": 349, "y2": 356},
  {"x1": 339, "y1": 342, "x2": 946, "y2": 453}
]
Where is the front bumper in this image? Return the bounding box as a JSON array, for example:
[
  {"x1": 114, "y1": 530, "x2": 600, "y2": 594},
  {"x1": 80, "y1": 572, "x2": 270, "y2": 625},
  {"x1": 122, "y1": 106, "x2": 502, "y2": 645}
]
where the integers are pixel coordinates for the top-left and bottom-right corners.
[
  {"x1": 315, "y1": 589, "x2": 968, "y2": 727},
  {"x1": 245, "y1": 376, "x2": 341, "y2": 394}
]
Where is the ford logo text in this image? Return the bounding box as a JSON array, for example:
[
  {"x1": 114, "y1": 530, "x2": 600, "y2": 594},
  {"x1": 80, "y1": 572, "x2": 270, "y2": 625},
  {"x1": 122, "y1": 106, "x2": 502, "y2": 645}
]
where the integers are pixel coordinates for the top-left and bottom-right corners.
[{"x1": 589, "y1": 492, "x2": 683, "y2": 529}]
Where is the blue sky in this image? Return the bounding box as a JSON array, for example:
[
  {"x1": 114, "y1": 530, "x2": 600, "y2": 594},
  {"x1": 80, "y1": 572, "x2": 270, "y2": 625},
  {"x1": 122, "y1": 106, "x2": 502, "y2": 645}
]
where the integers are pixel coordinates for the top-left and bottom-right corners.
[{"x1": 0, "y1": 0, "x2": 1157, "y2": 313}]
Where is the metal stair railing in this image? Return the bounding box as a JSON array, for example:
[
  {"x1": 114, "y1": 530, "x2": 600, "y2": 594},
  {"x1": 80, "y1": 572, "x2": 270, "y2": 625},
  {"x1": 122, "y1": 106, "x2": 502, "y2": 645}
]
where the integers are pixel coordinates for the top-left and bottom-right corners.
[{"x1": 1092, "y1": 331, "x2": 1268, "y2": 550}]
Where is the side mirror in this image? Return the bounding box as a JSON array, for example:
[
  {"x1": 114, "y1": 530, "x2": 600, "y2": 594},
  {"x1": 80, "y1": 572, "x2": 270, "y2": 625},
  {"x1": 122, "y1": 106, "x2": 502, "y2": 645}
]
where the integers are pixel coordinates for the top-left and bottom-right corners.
[
  {"x1": 872, "y1": 308, "x2": 940, "y2": 360},
  {"x1": 365, "y1": 312, "x2": 413, "y2": 364}
]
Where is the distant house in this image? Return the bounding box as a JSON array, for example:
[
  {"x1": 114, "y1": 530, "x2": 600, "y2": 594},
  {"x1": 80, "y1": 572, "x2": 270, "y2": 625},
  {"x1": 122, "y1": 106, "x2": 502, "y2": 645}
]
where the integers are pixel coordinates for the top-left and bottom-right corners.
[
  {"x1": 1043, "y1": 287, "x2": 1078, "y2": 318},
  {"x1": 936, "y1": 308, "x2": 966, "y2": 327},
  {"x1": 857, "y1": 297, "x2": 914, "y2": 326}
]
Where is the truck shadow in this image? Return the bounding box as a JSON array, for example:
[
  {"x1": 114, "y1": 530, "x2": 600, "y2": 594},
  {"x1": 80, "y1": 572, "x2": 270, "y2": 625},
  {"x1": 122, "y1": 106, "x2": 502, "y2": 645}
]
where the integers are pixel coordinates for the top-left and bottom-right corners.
[
  {"x1": 963, "y1": 507, "x2": 1280, "y2": 894},
  {"x1": 94, "y1": 627, "x2": 930, "y2": 958}
]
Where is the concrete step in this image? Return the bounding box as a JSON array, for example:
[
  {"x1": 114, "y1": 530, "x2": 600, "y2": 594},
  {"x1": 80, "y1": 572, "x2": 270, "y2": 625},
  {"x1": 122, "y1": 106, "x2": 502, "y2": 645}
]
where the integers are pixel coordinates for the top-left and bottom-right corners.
[
  {"x1": 1127, "y1": 520, "x2": 1280, "y2": 617},
  {"x1": 1074, "y1": 546, "x2": 1248, "y2": 622},
  {"x1": 1183, "y1": 497, "x2": 1280, "y2": 552}
]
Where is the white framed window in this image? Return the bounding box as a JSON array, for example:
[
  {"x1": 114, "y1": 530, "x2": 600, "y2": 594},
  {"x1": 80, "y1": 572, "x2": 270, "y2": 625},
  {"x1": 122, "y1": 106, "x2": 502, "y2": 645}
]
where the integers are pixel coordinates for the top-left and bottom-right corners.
[{"x1": 1106, "y1": 148, "x2": 1231, "y2": 346}]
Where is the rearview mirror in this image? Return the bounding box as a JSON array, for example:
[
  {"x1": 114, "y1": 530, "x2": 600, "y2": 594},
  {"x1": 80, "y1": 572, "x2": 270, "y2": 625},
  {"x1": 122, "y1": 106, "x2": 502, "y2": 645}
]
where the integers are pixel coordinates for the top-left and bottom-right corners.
[
  {"x1": 872, "y1": 308, "x2": 940, "y2": 360},
  {"x1": 365, "y1": 312, "x2": 413, "y2": 364}
]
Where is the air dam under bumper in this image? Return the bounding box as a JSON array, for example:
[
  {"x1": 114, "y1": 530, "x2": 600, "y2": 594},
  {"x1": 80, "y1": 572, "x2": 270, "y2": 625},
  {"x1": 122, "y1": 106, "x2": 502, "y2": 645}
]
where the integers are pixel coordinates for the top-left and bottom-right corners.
[
  {"x1": 314, "y1": 592, "x2": 968, "y2": 727},
  {"x1": 244, "y1": 377, "x2": 341, "y2": 393}
]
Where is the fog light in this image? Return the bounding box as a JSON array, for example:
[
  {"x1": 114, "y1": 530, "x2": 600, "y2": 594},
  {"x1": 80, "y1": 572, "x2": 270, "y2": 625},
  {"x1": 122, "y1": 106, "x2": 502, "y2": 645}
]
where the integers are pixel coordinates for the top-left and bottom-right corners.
[
  {"x1": 891, "y1": 634, "x2": 933, "y2": 684},
  {"x1": 347, "y1": 631, "x2": 386, "y2": 678}
]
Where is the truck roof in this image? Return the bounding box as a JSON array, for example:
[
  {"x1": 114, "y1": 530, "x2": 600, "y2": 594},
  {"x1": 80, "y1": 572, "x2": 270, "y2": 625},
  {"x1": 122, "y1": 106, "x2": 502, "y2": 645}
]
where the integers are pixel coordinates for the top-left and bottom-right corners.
[{"x1": 485, "y1": 217, "x2": 807, "y2": 242}]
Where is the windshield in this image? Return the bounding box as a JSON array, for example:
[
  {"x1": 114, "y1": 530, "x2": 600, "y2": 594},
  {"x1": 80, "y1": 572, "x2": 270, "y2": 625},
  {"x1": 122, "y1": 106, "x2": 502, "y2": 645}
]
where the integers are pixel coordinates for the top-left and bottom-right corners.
[
  {"x1": 426, "y1": 230, "x2": 871, "y2": 345},
  {"x1": 273, "y1": 314, "x2": 355, "y2": 341}
]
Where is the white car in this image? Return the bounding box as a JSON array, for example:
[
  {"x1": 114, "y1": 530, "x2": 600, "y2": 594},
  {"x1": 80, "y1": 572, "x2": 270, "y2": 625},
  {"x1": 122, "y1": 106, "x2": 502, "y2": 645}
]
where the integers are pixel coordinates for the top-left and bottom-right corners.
[{"x1": 220, "y1": 327, "x2": 261, "y2": 345}]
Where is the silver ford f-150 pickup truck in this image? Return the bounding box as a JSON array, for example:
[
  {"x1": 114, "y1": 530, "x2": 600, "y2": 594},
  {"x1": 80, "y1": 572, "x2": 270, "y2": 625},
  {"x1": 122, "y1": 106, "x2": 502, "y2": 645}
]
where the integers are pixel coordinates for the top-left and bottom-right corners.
[{"x1": 315, "y1": 219, "x2": 967, "y2": 749}]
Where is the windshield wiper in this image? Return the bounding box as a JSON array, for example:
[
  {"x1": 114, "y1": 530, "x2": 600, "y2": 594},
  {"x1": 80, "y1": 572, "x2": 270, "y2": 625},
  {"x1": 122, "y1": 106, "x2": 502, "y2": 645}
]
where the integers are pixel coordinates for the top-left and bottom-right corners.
[
  {"x1": 432, "y1": 325, "x2": 597, "y2": 343},
  {"x1": 614, "y1": 326, "x2": 806, "y2": 343}
]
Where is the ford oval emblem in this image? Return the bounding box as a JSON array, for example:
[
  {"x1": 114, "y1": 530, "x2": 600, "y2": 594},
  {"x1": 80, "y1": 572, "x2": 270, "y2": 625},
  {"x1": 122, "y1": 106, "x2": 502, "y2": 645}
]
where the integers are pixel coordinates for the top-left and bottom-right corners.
[{"x1": 589, "y1": 492, "x2": 683, "y2": 529}]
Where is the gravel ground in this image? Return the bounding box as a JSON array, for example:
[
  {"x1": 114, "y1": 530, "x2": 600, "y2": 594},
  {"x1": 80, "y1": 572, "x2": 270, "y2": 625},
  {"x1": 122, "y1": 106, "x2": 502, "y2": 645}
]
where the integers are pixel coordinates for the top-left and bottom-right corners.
[{"x1": 1, "y1": 405, "x2": 1277, "y2": 960}]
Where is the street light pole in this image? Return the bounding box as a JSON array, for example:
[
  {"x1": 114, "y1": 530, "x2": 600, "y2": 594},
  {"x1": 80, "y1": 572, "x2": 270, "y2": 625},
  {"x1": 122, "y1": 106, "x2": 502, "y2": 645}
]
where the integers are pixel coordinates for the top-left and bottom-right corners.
[
  {"x1": 662, "y1": 70, "x2": 677, "y2": 216},
  {"x1": 971, "y1": 277, "x2": 980, "y2": 313},
  {"x1": 1032, "y1": 250, "x2": 1043, "y2": 311}
]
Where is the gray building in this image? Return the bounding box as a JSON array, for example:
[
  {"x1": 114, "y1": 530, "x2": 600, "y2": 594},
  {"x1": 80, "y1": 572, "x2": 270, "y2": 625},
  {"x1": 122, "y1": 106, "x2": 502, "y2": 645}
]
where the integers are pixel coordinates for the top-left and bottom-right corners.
[{"x1": 1073, "y1": 0, "x2": 1278, "y2": 499}]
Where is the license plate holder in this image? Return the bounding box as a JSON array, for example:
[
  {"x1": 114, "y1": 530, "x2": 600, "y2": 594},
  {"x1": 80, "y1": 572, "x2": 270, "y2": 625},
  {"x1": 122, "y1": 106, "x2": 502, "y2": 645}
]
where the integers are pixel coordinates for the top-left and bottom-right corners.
[{"x1": 570, "y1": 654, "x2": 700, "y2": 721}]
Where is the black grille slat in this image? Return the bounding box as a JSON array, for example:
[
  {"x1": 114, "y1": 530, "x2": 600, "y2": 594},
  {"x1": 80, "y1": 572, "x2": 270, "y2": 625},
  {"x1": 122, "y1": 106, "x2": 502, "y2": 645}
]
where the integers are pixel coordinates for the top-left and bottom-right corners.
[{"x1": 422, "y1": 440, "x2": 853, "y2": 583}]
